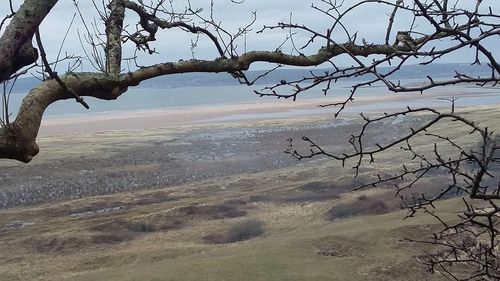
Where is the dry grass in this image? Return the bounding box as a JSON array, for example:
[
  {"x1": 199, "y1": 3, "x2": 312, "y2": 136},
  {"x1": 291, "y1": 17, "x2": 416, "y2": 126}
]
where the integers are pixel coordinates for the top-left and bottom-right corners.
[
  {"x1": 2, "y1": 105, "x2": 500, "y2": 280},
  {"x1": 203, "y1": 219, "x2": 265, "y2": 244}
]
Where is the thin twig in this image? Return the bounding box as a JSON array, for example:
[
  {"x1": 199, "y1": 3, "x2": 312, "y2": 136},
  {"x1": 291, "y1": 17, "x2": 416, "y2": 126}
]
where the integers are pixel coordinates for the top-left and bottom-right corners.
[{"x1": 35, "y1": 29, "x2": 89, "y2": 109}]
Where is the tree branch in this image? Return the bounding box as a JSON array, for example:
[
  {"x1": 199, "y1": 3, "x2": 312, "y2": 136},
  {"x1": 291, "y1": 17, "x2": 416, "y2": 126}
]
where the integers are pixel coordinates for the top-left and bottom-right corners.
[
  {"x1": 0, "y1": 40, "x2": 404, "y2": 163},
  {"x1": 0, "y1": 0, "x2": 58, "y2": 82},
  {"x1": 105, "y1": 0, "x2": 125, "y2": 75},
  {"x1": 34, "y1": 28, "x2": 89, "y2": 109}
]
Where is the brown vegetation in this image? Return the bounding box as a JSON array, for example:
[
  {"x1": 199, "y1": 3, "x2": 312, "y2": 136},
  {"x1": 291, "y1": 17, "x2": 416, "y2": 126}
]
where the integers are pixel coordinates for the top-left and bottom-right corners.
[
  {"x1": 326, "y1": 192, "x2": 401, "y2": 221},
  {"x1": 203, "y1": 219, "x2": 265, "y2": 244}
]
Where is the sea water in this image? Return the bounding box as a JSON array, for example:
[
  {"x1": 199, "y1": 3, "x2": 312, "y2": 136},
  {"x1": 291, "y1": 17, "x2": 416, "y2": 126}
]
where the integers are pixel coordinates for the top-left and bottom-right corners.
[{"x1": 3, "y1": 79, "x2": 499, "y2": 118}]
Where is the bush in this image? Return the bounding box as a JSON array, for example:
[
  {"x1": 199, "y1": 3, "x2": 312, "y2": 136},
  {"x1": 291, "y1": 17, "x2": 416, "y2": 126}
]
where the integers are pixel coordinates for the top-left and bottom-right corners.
[
  {"x1": 90, "y1": 219, "x2": 156, "y2": 233},
  {"x1": 89, "y1": 201, "x2": 247, "y2": 240},
  {"x1": 91, "y1": 232, "x2": 134, "y2": 244},
  {"x1": 300, "y1": 181, "x2": 334, "y2": 192},
  {"x1": 177, "y1": 203, "x2": 247, "y2": 219},
  {"x1": 326, "y1": 193, "x2": 398, "y2": 221},
  {"x1": 31, "y1": 236, "x2": 88, "y2": 253},
  {"x1": 157, "y1": 219, "x2": 184, "y2": 231},
  {"x1": 125, "y1": 222, "x2": 157, "y2": 232},
  {"x1": 226, "y1": 219, "x2": 264, "y2": 242},
  {"x1": 357, "y1": 194, "x2": 368, "y2": 201},
  {"x1": 204, "y1": 219, "x2": 265, "y2": 244}
]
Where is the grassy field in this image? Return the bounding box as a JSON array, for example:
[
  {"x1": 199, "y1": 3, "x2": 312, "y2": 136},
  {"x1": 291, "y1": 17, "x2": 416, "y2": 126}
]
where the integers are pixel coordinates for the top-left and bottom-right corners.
[
  {"x1": 1, "y1": 105, "x2": 500, "y2": 281},
  {"x1": 0, "y1": 159, "x2": 458, "y2": 281}
]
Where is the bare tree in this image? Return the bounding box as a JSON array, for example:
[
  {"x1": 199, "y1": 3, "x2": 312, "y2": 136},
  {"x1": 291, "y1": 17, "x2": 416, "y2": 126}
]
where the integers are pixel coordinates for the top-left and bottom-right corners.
[
  {"x1": 274, "y1": 1, "x2": 499, "y2": 280},
  {"x1": 2, "y1": 0, "x2": 481, "y2": 163},
  {"x1": 0, "y1": 0, "x2": 498, "y2": 279}
]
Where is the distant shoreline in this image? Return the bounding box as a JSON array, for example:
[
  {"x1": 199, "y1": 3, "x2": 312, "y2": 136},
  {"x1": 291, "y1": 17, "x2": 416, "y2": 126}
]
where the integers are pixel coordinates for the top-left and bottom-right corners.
[
  {"x1": 39, "y1": 89, "x2": 499, "y2": 136},
  {"x1": 3, "y1": 96, "x2": 500, "y2": 208}
]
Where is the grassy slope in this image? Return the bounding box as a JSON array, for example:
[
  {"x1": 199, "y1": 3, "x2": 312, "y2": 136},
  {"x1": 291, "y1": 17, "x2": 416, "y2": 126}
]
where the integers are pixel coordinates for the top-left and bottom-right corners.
[
  {"x1": 71, "y1": 206, "x2": 452, "y2": 281},
  {"x1": 0, "y1": 162, "x2": 452, "y2": 281},
  {"x1": 2, "y1": 105, "x2": 500, "y2": 281}
]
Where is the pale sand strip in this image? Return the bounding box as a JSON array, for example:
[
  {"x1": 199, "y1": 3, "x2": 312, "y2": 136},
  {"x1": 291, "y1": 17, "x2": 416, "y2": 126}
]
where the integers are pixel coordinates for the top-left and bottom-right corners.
[
  {"x1": 38, "y1": 90, "x2": 488, "y2": 136},
  {"x1": 39, "y1": 99, "x2": 327, "y2": 135}
]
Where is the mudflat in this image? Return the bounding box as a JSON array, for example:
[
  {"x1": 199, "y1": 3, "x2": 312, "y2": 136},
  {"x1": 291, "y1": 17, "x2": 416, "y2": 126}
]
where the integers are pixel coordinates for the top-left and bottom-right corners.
[{"x1": 1, "y1": 90, "x2": 498, "y2": 208}]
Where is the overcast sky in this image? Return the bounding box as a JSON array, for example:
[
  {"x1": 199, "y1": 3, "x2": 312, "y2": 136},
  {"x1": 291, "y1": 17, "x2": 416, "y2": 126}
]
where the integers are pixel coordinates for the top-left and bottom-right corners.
[{"x1": 1, "y1": 0, "x2": 499, "y2": 71}]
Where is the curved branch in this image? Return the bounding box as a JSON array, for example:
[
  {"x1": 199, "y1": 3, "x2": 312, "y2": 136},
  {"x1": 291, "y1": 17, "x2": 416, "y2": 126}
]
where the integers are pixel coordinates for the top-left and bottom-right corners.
[
  {"x1": 126, "y1": 43, "x2": 402, "y2": 84},
  {"x1": 35, "y1": 29, "x2": 89, "y2": 109},
  {"x1": 0, "y1": 42, "x2": 403, "y2": 162},
  {"x1": 0, "y1": 73, "x2": 123, "y2": 162}
]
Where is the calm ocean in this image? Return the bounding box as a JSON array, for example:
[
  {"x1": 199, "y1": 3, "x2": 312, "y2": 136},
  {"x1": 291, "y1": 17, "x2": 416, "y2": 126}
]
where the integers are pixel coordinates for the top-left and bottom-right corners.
[{"x1": 4, "y1": 80, "x2": 499, "y2": 118}]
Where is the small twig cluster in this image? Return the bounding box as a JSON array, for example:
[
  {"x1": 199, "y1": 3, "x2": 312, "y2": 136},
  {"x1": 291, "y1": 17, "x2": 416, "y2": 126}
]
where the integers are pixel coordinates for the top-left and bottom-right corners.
[
  {"x1": 287, "y1": 105, "x2": 499, "y2": 279},
  {"x1": 254, "y1": 0, "x2": 499, "y2": 117}
]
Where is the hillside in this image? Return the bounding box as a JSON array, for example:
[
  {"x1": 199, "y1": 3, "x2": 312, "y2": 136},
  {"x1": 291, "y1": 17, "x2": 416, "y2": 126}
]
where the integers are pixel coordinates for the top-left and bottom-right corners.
[{"x1": 1, "y1": 104, "x2": 499, "y2": 280}]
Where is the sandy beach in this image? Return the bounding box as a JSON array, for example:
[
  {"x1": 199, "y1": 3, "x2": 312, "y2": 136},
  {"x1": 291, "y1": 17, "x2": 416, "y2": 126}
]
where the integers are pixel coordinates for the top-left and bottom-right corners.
[{"x1": 38, "y1": 88, "x2": 484, "y2": 136}]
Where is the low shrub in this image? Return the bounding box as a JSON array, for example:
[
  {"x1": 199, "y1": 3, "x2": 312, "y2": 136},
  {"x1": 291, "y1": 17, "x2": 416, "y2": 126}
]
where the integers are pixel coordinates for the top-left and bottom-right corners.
[
  {"x1": 88, "y1": 202, "x2": 248, "y2": 245},
  {"x1": 90, "y1": 218, "x2": 155, "y2": 233},
  {"x1": 30, "y1": 236, "x2": 89, "y2": 253},
  {"x1": 357, "y1": 194, "x2": 368, "y2": 201},
  {"x1": 204, "y1": 219, "x2": 265, "y2": 244},
  {"x1": 177, "y1": 203, "x2": 247, "y2": 220},
  {"x1": 326, "y1": 193, "x2": 399, "y2": 221},
  {"x1": 157, "y1": 219, "x2": 184, "y2": 231},
  {"x1": 125, "y1": 222, "x2": 157, "y2": 232},
  {"x1": 246, "y1": 186, "x2": 342, "y2": 204},
  {"x1": 226, "y1": 219, "x2": 264, "y2": 242},
  {"x1": 300, "y1": 181, "x2": 334, "y2": 192},
  {"x1": 91, "y1": 232, "x2": 134, "y2": 244}
]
